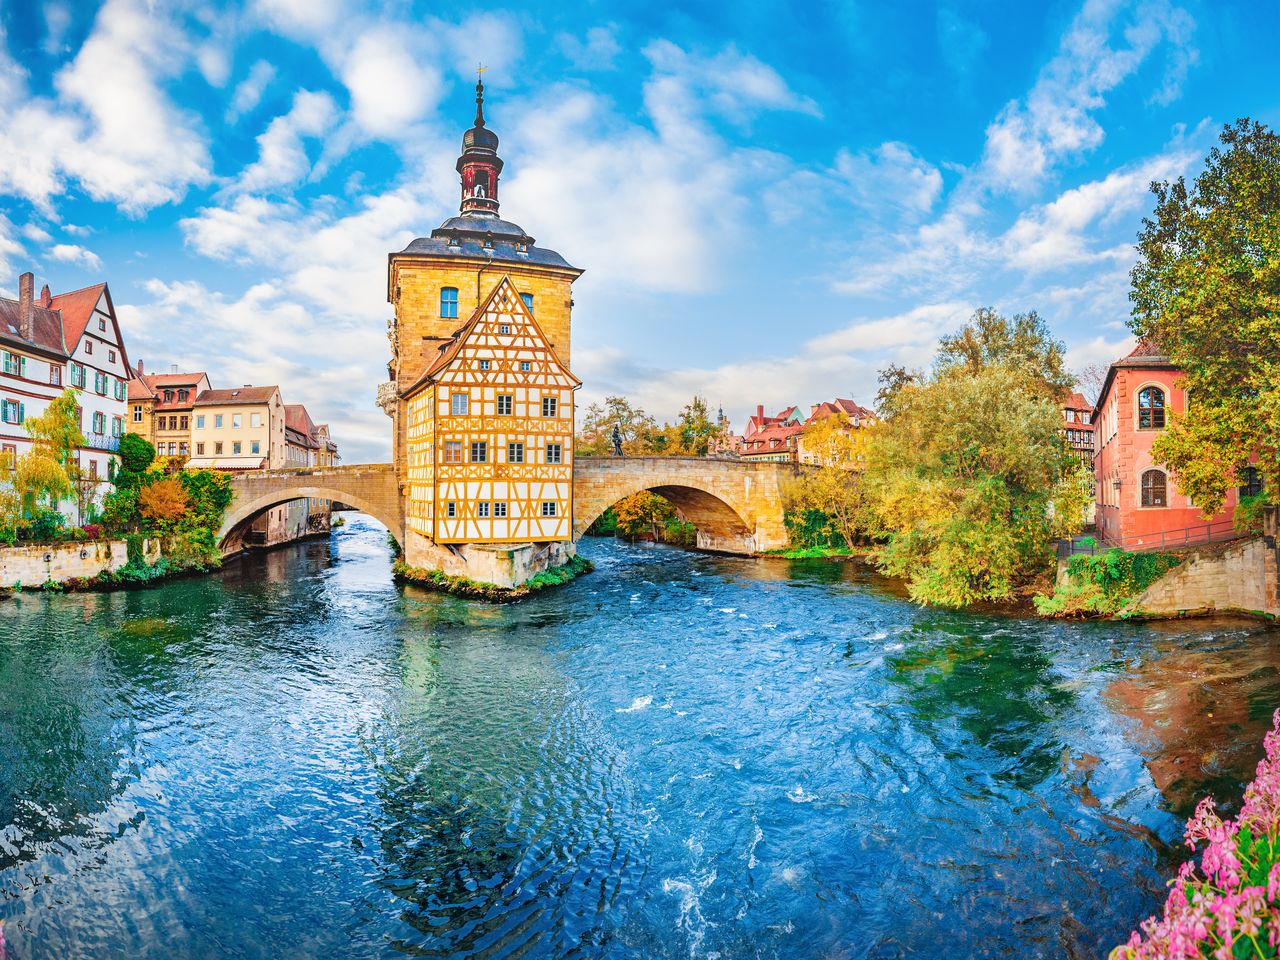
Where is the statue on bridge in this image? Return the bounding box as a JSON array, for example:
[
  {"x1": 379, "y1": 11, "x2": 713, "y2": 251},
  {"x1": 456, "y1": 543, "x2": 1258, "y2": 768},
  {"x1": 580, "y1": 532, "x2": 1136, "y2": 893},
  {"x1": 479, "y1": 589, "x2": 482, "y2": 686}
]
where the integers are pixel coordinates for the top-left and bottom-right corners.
[{"x1": 610, "y1": 424, "x2": 625, "y2": 458}]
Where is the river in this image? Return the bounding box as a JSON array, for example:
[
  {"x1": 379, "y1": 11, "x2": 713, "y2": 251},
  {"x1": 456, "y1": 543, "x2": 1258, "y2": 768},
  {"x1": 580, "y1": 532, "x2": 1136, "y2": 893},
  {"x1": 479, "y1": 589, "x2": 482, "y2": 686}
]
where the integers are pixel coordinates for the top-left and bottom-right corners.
[{"x1": 2, "y1": 517, "x2": 1279, "y2": 959}]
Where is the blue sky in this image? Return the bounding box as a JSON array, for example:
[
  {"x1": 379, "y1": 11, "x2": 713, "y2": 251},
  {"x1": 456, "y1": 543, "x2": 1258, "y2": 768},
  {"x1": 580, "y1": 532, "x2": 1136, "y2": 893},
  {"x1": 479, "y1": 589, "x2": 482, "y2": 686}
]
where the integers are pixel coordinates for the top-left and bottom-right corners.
[{"x1": 0, "y1": 0, "x2": 1276, "y2": 462}]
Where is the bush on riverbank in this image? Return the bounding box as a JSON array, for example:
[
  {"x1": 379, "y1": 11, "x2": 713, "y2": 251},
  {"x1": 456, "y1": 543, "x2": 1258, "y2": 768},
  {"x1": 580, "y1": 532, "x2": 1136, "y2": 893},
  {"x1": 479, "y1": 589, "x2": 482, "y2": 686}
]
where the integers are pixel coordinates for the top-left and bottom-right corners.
[
  {"x1": 1112, "y1": 709, "x2": 1280, "y2": 959},
  {"x1": 588, "y1": 496, "x2": 697, "y2": 547},
  {"x1": 393, "y1": 554, "x2": 593, "y2": 601},
  {"x1": 1034, "y1": 548, "x2": 1182, "y2": 618}
]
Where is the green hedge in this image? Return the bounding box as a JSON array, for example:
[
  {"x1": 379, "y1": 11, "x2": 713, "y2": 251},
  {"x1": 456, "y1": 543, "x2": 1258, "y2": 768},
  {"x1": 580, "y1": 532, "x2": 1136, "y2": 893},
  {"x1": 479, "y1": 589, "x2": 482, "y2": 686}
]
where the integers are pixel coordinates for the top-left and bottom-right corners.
[{"x1": 1034, "y1": 547, "x2": 1182, "y2": 617}]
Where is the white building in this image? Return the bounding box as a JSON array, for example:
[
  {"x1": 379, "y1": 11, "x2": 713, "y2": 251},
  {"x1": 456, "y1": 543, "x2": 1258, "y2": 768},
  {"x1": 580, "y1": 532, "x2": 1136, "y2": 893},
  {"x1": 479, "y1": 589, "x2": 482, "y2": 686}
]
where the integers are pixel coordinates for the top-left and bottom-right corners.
[{"x1": 1, "y1": 272, "x2": 130, "y2": 519}]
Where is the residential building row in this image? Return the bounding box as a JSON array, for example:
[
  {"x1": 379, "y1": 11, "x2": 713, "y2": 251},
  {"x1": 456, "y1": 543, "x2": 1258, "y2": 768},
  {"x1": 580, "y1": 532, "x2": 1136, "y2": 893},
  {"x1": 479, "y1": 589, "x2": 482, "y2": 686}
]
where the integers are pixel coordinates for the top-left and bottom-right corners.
[
  {"x1": 733, "y1": 398, "x2": 877, "y2": 465},
  {"x1": 1, "y1": 273, "x2": 129, "y2": 515},
  {"x1": 127, "y1": 366, "x2": 340, "y2": 547}
]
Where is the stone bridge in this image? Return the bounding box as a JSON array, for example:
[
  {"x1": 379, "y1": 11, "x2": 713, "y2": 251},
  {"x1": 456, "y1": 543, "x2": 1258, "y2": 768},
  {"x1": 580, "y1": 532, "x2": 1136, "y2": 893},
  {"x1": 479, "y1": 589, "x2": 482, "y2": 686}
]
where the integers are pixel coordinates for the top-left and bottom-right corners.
[{"x1": 220, "y1": 457, "x2": 792, "y2": 555}]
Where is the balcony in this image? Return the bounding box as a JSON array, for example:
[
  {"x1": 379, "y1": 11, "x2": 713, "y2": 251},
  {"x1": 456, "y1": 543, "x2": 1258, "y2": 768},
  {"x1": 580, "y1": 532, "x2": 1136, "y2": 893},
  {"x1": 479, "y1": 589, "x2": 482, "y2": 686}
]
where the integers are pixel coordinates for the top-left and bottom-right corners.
[{"x1": 83, "y1": 433, "x2": 120, "y2": 452}]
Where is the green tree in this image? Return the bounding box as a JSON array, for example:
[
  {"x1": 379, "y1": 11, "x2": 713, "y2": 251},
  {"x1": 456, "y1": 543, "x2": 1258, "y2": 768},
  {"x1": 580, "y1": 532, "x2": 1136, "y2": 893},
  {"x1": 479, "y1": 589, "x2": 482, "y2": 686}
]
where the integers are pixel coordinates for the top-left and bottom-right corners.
[
  {"x1": 935, "y1": 307, "x2": 1074, "y2": 401},
  {"x1": 864, "y1": 364, "x2": 1091, "y2": 607},
  {"x1": 1129, "y1": 118, "x2": 1280, "y2": 514},
  {"x1": 674, "y1": 395, "x2": 720, "y2": 457},
  {"x1": 118, "y1": 433, "x2": 156, "y2": 479},
  {"x1": 23, "y1": 389, "x2": 85, "y2": 468},
  {"x1": 577, "y1": 396, "x2": 659, "y2": 455},
  {"x1": 613, "y1": 491, "x2": 677, "y2": 539}
]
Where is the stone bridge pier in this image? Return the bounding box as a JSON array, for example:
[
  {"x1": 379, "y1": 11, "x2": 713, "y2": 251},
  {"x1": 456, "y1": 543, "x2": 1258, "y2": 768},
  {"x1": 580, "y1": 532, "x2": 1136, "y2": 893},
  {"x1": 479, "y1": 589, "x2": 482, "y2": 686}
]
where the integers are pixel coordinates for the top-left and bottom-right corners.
[{"x1": 573, "y1": 457, "x2": 791, "y2": 554}]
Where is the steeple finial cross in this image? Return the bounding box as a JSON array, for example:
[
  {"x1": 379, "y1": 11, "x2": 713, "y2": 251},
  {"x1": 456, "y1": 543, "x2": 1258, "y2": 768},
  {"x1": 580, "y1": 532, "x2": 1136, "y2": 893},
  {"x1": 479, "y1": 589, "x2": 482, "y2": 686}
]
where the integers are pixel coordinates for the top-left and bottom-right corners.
[{"x1": 474, "y1": 63, "x2": 487, "y2": 127}]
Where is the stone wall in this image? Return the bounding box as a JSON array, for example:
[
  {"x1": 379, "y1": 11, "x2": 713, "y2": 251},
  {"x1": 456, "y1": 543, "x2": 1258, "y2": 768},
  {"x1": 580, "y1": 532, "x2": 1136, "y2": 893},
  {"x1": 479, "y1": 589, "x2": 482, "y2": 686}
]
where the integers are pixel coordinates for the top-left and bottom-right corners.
[
  {"x1": 1123, "y1": 531, "x2": 1280, "y2": 619},
  {"x1": 403, "y1": 528, "x2": 574, "y2": 588},
  {"x1": 0, "y1": 538, "x2": 162, "y2": 588}
]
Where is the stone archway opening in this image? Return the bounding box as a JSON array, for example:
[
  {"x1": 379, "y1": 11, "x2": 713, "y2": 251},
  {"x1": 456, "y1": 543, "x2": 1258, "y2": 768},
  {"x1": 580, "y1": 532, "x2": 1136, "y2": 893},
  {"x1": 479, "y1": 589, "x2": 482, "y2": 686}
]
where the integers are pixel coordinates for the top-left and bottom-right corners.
[
  {"x1": 578, "y1": 483, "x2": 758, "y2": 555},
  {"x1": 218, "y1": 485, "x2": 404, "y2": 555}
]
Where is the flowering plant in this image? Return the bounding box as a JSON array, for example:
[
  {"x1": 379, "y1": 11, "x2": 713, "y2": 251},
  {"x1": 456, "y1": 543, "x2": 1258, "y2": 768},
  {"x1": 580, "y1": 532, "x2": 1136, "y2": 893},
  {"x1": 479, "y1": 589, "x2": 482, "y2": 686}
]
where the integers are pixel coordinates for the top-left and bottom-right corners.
[{"x1": 1113, "y1": 709, "x2": 1280, "y2": 959}]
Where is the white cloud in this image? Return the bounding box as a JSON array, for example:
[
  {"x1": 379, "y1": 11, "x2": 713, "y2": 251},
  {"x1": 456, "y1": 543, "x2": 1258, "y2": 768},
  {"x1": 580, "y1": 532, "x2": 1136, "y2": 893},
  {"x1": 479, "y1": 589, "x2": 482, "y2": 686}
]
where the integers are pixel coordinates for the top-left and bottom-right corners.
[
  {"x1": 22, "y1": 223, "x2": 53, "y2": 244},
  {"x1": 768, "y1": 142, "x2": 942, "y2": 224},
  {"x1": 49, "y1": 243, "x2": 103, "y2": 270},
  {"x1": 228, "y1": 90, "x2": 338, "y2": 195},
  {"x1": 557, "y1": 26, "x2": 623, "y2": 70},
  {"x1": 0, "y1": 215, "x2": 24, "y2": 280},
  {"x1": 980, "y1": 0, "x2": 1198, "y2": 192},
  {"x1": 0, "y1": 0, "x2": 211, "y2": 213},
  {"x1": 643, "y1": 40, "x2": 820, "y2": 125},
  {"x1": 340, "y1": 28, "x2": 445, "y2": 136},
  {"x1": 227, "y1": 60, "x2": 277, "y2": 122}
]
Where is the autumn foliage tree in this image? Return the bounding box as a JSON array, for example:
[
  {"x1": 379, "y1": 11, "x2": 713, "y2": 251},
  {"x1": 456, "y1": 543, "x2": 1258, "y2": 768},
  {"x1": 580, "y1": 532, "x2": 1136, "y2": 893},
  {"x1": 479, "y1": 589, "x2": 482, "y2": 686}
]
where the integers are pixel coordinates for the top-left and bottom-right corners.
[
  {"x1": 137, "y1": 476, "x2": 190, "y2": 531},
  {"x1": 1129, "y1": 118, "x2": 1280, "y2": 515}
]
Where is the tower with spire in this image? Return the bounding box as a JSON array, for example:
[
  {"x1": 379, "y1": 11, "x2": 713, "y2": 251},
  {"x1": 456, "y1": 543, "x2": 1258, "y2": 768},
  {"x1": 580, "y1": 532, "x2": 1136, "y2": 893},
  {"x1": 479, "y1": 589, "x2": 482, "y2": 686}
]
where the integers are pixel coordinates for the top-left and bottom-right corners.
[{"x1": 381, "y1": 73, "x2": 586, "y2": 588}]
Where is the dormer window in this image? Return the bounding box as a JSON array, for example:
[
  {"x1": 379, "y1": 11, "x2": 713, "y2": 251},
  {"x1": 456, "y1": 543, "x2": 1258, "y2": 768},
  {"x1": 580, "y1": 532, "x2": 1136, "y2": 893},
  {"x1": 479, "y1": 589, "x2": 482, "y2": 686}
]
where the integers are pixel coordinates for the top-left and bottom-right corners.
[
  {"x1": 178, "y1": 388, "x2": 189, "y2": 402},
  {"x1": 164, "y1": 390, "x2": 174, "y2": 403}
]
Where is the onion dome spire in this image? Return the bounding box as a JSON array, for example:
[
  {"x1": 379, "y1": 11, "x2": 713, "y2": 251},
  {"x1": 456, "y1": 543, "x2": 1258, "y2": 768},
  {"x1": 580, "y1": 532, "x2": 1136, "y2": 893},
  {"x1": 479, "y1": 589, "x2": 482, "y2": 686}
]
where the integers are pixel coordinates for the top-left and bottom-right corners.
[{"x1": 457, "y1": 65, "x2": 502, "y2": 216}]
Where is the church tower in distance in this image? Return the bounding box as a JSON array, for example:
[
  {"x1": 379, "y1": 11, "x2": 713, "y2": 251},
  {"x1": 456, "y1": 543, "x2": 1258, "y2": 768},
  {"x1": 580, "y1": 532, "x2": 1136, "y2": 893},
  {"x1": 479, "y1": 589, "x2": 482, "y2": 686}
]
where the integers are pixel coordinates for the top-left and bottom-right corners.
[{"x1": 381, "y1": 75, "x2": 584, "y2": 588}]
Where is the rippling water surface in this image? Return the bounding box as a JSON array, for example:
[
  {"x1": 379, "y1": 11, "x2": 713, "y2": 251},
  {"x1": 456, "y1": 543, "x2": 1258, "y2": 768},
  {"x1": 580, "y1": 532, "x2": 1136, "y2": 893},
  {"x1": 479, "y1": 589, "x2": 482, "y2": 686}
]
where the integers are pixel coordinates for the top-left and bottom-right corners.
[{"x1": 3, "y1": 518, "x2": 1280, "y2": 959}]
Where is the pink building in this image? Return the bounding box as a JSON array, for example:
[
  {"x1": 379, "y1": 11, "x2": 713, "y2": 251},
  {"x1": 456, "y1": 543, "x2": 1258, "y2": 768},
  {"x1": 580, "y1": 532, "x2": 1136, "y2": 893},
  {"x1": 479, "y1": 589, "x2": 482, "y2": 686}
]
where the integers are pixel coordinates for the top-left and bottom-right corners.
[{"x1": 1093, "y1": 341, "x2": 1249, "y2": 548}]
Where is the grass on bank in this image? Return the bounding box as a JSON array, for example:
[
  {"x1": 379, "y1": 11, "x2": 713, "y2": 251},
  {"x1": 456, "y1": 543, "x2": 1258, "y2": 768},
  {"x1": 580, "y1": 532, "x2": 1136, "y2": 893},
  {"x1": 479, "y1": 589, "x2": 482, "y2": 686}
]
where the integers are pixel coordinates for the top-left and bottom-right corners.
[
  {"x1": 1033, "y1": 546, "x2": 1182, "y2": 618},
  {"x1": 393, "y1": 554, "x2": 594, "y2": 602}
]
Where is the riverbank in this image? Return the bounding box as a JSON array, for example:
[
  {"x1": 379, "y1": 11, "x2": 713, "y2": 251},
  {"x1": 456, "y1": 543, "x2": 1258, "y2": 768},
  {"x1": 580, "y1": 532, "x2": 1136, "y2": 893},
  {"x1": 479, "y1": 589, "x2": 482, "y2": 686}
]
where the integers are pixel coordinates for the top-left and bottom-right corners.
[{"x1": 393, "y1": 553, "x2": 594, "y2": 601}]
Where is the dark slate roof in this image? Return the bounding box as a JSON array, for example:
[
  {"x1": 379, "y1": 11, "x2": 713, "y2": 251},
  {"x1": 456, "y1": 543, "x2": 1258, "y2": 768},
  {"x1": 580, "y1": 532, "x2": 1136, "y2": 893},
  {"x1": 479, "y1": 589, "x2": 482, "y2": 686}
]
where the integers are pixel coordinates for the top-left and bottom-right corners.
[
  {"x1": 398, "y1": 213, "x2": 579, "y2": 272},
  {"x1": 0, "y1": 297, "x2": 68, "y2": 359}
]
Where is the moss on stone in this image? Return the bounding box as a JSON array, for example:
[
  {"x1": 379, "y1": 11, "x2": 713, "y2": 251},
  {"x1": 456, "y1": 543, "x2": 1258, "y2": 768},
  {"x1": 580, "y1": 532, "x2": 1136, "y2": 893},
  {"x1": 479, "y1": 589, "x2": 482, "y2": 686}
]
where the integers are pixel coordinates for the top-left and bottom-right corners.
[{"x1": 393, "y1": 554, "x2": 593, "y2": 602}]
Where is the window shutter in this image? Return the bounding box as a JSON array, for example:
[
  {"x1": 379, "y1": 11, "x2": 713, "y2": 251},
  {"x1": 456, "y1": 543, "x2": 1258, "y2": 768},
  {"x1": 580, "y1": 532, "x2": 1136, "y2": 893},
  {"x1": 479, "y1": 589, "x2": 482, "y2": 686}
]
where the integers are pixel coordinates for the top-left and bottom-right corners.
[{"x1": 17, "y1": 402, "x2": 24, "y2": 423}]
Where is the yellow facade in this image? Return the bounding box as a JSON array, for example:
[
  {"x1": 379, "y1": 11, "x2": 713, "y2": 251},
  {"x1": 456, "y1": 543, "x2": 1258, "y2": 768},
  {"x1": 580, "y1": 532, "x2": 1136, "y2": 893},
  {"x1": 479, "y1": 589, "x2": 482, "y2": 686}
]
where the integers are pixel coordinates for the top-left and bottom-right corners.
[{"x1": 404, "y1": 276, "x2": 577, "y2": 545}]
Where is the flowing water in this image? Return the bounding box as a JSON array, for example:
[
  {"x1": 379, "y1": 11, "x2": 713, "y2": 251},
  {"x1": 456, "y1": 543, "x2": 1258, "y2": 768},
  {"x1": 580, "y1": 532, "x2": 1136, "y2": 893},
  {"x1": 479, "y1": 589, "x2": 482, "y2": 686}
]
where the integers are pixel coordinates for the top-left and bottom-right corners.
[{"x1": 2, "y1": 517, "x2": 1280, "y2": 959}]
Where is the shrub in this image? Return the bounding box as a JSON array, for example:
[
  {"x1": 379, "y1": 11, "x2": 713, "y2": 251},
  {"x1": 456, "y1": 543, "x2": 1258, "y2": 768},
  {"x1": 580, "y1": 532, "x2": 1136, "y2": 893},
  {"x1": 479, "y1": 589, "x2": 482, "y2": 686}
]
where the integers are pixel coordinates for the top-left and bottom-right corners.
[
  {"x1": 118, "y1": 433, "x2": 156, "y2": 476},
  {"x1": 81, "y1": 523, "x2": 102, "y2": 540},
  {"x1": 1112, "y1": 709, "x2": 1280, "y2": 958},
  {"x1": 25, "y1": 508, "x2": 66, "y2": 543},
  {"x1": 126, "y1": 533, "x2": 145, "y2": 565},
  {"x1": 1034, "y1": 548, "x2": 1181, "y2": 617},
  {"x1": 138, "y1": 476, "x2": 190, "y2": 529}
]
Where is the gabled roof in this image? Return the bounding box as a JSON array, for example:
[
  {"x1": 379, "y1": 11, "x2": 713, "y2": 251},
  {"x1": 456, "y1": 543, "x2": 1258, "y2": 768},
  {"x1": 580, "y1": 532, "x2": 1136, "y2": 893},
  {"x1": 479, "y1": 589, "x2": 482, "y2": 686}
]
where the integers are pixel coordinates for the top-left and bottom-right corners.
[
  {"x1": 402, "y1": 274, "x2": 581, "y2": 399},
  {"x1": 1091, "y1": 338, "x2": 1180, "y2": 419},
  {"x1": 806, "y1": 398, "x2": 875, "y2": 425},
  {"x1": 284, "y1": 403, "x2": 320, "y2": 447},
  {"x1": 47, "y1": 283, "x2": 107, "y2": 346},
  {"x1": 0, "y1": 297, "x2": 67, "y2": 360},
  {"x1": 127, "y1": 376, "x2": 156, "y2": 401},
  {"x1": 1064, "y1": 391, "x2": 1091, "y2": 410},
  {"x1": 193, "y1": 385, "x2": 281, "y2": 406}
]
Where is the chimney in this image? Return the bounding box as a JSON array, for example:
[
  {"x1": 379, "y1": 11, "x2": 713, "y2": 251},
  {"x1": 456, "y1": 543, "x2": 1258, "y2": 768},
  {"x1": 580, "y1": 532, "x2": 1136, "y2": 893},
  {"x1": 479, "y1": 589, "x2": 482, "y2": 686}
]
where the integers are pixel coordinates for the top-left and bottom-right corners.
[
  {"x1": 756, "y1": 404, "x2": 764, "y2": 421},
  {"x1": 38, "y1": 284, "x2": 52, "y2": 307},
  {"x1": 170, "y1": 363, "x2": 178, "y2": 375},
  {"x1": 18, "y1": 272, "x2": 34, "y2": 340},
  {"x1": 136, "y1": 359, "x2": 144, "y2": 376}
]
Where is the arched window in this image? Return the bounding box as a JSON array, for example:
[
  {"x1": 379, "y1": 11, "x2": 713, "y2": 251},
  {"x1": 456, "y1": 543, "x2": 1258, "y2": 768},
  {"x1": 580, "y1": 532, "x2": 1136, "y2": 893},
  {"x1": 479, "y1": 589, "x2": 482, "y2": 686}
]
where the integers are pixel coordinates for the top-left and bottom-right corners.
[
  {"x1": 440, "y1": 287, "x2": 458, "y2": 319},
  {"x1": 1141, "y1": 469, "x2": 1167, "y2": 507},
  {"x1": 1240, "y1": 466, "x2": 1264, "y2": 499},
  {"x1": 1138, "y1": 386, "x2": 1165, "y2": 429}
]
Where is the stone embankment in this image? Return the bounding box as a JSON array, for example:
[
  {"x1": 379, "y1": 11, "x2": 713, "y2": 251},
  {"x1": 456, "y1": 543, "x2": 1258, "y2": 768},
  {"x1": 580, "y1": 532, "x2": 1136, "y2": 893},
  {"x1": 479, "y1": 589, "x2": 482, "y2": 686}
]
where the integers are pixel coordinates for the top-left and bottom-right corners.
[
  {"x1": 0, "y1": 538, "x2": 162, "y2": 589},
  {"x1": 1121, "y1": 508, "x2": 1280, "y2": 619}
]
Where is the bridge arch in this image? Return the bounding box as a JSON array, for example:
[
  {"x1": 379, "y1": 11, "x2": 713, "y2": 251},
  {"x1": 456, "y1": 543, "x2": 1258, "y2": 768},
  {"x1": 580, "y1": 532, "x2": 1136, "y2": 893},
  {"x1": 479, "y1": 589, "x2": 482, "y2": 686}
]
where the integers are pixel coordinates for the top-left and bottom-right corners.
[
  {"x1": 572, "y1": 457, "x2": 790, "y2": 554},
  {"x1": 218, "y1": 465, "x2": 404, "y2": 550}
]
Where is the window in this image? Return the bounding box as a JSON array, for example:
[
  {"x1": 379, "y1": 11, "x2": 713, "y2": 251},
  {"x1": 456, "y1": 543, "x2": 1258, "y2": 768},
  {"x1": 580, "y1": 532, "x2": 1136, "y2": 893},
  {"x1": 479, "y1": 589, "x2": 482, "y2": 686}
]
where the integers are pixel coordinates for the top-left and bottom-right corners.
[
  {"x1": 84, "y1": 340, "x2": 93, "y2": 355},
  {"x1": 70, "y1": 363, "x2": 85, "y2": 388},
  {"x1": 49, "y1": 366, "x2": 60, "y2": 386},
  {"x1": 1241, "y1": 466, "x2": 1264, "y2": 499},
  {"x1": 1138, "y1": 387, "x2": 1166, "y2": 429},
  {"x1": 232, "y1": 414, "x2": 242, "y2": 428},
  {"x1": 89, "y1": 459, "x2": 98, "y2": 480},
  {"x1": 477, "y1": 501, "x2": 490, "y2": 518},
  {"x1": 178, "y1": 442, "x2": 188, "y2": 456},
  {"x1": 541, "y1": 501, "x2": 557, "y2": 517},
  {"x1": 3, "y1": 444, "x2": 15, "y2": 470},
  {"x1": 479, "y1": 359, "x2": 491, "y2": 371},
  {"x1": 508, "y1": 441, "x2": 524, "y2": 463},
  {"x1": 114, "y1": 379, "x2": 125, "y2": 400},
  {"x1": 251, "y1": 413, "x2": 262, "y2": 428},
  {"x1": 441, "y1": 287, "x2": 459, "y2": 319},
  {"x1": 196, "y1": 415, "x2": 205, "y2": 428},
  {"x1": 0, "y1": 400, "x2": 23, "y2": 424},
  {"x1": 180, "y1": 416, "x2": 189, "y2": 430},
  {"x1": 92, "y1": 411, "x2": 106, "y2": 434},
  {"x1": 133, "y1": 404, "x2": 143, "y2": 423},
  {"x1": 196, "y1": 443, "x2": 205, "y2": 455},
  {"x1": 249, "y1": 440, "x2": 260, "y2": 455},
  {"x1": 112, "y1": 417, "x2": 123, "y2": 438},
  {"x1": 95, "y1": 372, "x2": 108, "y2": 395},
  {"x1": 233, "y1": 441, "x2": 242, "y2": 454},
  {"x1": 542, "y1": 396, "x2": 558, "y2": 417},
  {"x1": 1, "y1": 352, "x2": 24, "y2": 376},
  {"x1": 166, "y1": 442, "x2": 176, "y2": 456},
  {"x1": 1141, "y1": 469, "x2": 1168, "y2": 507},
  {"x1": 499, "y1": 324, "x2": 510, "y2": 334},
  {"x1": 215, "y1": 442, "x2": 224, "y2": 454},
  {"x1": 98, "y1": 318, "x2": 106, "y2": 332},
  {"x1": 520, "y1": 293, "x2": 534, "y2": 314},
  {"x1": 497, "y1": 394, "x2": 513, "y2": 416},
  {"x1": 520, "y1": 361, "x2": 531, "y2": 372},
  {"x1": 444, "y1": 441, "x2": 463, "y2": 463},
  {"x1": 451, "y1": 392, "x2": 469, "y2": 416},
  {"x1": 446, "y1": 502, "x2": 457, "y2": 518},
  {"x1": 109, "y1": 350, "x2": 116, "y2": 363},
  {"x1": 546, "y1": 443, "x2": 562, "y2": 464},
  {"x1": 164, "y1": 390, "x2": 174, "y2": 403},
  {"x1": 493, "y1": 502, "x2": 507, "y2": 518},
  {"x1": 178, "y1": 389, "x2": 188, "y2": 402},
  {"x1": 215, "y1": 415, "x2": 223, "y2": 428},
  {"x1": 471, "y1": 441, "x2": 488, "y2": 463}
]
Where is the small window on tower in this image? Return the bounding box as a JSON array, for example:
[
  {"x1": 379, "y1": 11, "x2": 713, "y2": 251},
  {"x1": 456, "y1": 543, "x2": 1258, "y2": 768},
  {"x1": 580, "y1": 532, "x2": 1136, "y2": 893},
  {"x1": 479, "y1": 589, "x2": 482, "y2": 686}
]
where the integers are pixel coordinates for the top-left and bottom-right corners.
[
  {"x1": 441, "y1": 287, "x2": 459, "y2": 319},
  {"x1": 479, "y1": 359, "x2": 491, "y2": 371},
  {"x1": 499, "y1": 324, "x2": 510, "y2": 335},
  {"x1": 520, "y1": 293, "x2": 534, "y2": 314}
]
